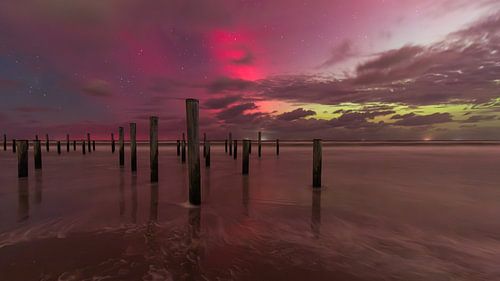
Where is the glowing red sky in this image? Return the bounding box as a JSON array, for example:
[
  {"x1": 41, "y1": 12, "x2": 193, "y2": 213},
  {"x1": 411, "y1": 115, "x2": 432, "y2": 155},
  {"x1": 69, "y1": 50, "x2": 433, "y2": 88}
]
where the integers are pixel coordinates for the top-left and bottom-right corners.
[{"x1": 1, "y1": 0, "x2": 500, "y2": 140}]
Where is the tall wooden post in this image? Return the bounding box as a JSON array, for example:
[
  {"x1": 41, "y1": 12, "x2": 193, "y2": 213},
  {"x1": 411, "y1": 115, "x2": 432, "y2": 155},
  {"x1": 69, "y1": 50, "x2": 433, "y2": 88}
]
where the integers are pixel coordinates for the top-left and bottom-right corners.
[
  {"x1": 313, "y1": 139, "x2": 322, "y2": 188},
  {"x1": 205, "y1": 141, "x2": 211, "y2": 167},
  {"x1": 119, "y1": 127, "x2": 124, "y2": 167},
  {"x1": 130, "y1": 123, "x2": 137, "y2": 172},
  {"x1": 233, "y1": 139, "x2": 237, "y2": 159},
  {"x1": 46, "y1": 134, "x2": 49, "y2": 152},
  {"x1": 3, "y1": 134, "x2": 6, "y2": 151},
  {"x1": 176, "y1": 140, "x2": 180, "y2": 156},
  {"x1": 150, "y1": 116, "x2": 159, "y2": 183},
  {"x1": 111, "y1": 133, "x2": 115, "y2": 153},
  {"x1": 242, "y1": 139, "x2": 250, "y2": 175},
  {"x1": 276, "y1": 139, "x2": 280, "y2": 155},
  {"x1": 57, "y1": 141, "x2": 61, "y2": 154},
  {"x1": 73, "y1": 140, "x2": 76, "y2": 151},
  {"x1": 17, "y1": 140, "x2": 28, "y2": 178},
  {"x1": 258, "y1": 131, "x2": 262, "y2": 158},
  {"x1": 229, "y1": 132, "x2": 233, "y2": 156},
  {"x1": 92, "y1": 140, "x2": 96, "y2": 151},
  {"x1": 66, "y1": 134, "x2": 70, "y2": 152},
  {"x1": 87, "y1": 133, "x2": 91, "y2": 153},
  {"x1": 34, "y1": 140, "x2": 42, "y2": 170},
  {"x1": 225, "y1": 139, "x2": 228, "y2": 153},
  {"x1": 203, "y1": 132, "x2": 206, "y2": 158},
  {"x1": 13, "y1": 139, "x2": 16, "y2": 153},
  {"x1": 186, "y1": 99, "x2": 201, "y2": 205},
  {"x1": 82, "y1": 140, "x2": 86, "y2": 155}
]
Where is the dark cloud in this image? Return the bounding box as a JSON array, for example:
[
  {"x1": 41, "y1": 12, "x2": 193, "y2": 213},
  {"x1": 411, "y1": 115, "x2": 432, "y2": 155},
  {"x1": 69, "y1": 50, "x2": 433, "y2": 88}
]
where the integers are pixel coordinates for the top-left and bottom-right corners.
[
  {"x1": 203, "y1": 95, "x2": 241, "y2": 109},
  {"x1": 231, "y1": 48, "x2": 255, "y2": 65},
  {"x1": 392, "y1": 113, "x2": 452, "y2": 126},
  {"x1": 82, "y1": 79, "x2": 112, "y2": 97},
  {"x1": 318, "y1": 40, "x2": 358, "y2": 68},
  {"x1": 277, "y1": 108, "x2": 316, "y2": 121},
  {"x1": 461, "y1": 115, "x2": 497, "y2": 123},
  {"x1": 216, "y1": 102, "x2": 268, "y2": 124},
  {"x1": 207, "y1": 77, "x2": 255, "y2": 93}
]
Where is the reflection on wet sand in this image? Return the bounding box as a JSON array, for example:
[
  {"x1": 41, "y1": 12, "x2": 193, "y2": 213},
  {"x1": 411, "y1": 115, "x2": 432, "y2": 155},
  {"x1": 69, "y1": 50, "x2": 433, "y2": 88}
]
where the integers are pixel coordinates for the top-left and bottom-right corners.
[
  {"x1": 149, "y1": 183, "x2": 159, "y2": 222},
  {"x1": 17, "y1": 179, "x2": 29, "y2": 222},
  {"x1": 185, "y1": 207, "x2": 202, "y2": 280},
  {"x1": 311, "y1": 189, "x2": 321, "y2": 237},
  {"x1": 242, "y1": 176, "x2": 249, "y2": 216},
  {"x1": 119, "y1": 171, "x2": 125, "y2": 217},
  {"x1": 131, "y1": 175, "x2": 138, "y2": 223},
  {"x1": 34, "y1": 170, "x2": 42, "y2": 204}
]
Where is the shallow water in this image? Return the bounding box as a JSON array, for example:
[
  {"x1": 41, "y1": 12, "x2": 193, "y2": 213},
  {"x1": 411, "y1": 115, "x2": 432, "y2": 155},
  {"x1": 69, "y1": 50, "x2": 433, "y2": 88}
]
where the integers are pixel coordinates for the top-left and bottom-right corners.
[{"x1": 1, "y1": 144, "x2": 500, "y2": 280}]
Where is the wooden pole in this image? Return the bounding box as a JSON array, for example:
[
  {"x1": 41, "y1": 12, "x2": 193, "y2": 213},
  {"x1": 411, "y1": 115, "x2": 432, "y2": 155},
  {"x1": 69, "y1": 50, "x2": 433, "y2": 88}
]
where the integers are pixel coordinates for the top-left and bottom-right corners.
[
  {"x1": 233, "y1": 139, "x2": 237, "y2": 159},
  {"x1": 3, "y1": 134, "x2": 6, "y2": 151},
  {"x1": 313, "y1": 139, "x2": 322, "y2": 188},
  {"x1": 181, "y1": 139, "x2": 186, "y2": 163},
  {"x1": 225, "y1": 139, "x2": 228, "y2": 153},
  {"x1": 34, "y1": 140, "x2": 42, "y2": 170},
  {"x1": 82, "y1": 140, "x2": 86, "y2": 155},
  {"x1": 150, "y1": 116, "x2": 158, "y2": 183},
  {"x1": 87, "y1": 133, "x2": 91, "y2": 153},
  {"x1": 35, "y1": 135, "x2": 38, "y2": 141},
  {"x1": 57, "y1": 141, "x2": 61, "y2": 154},
  {"x1": 92, "y1": 140, "x2": 96, "y2": 151},
  {"x1": 46, "y1": 134, "x2": 49, "y2": 152},
  {"x1": 242, "y1": 139, "x2": 250, "y2": 175},
  {"x1": 119, "y1": 127, "x2": 124, "y2": 166},
  {"x1": 276, "y1": 139, "x2": 280, "y2": 155},
  {"x1": 258, "y1": 131, "x2": 262, "y2": 158},
  {"x1": 66, "y1": 134, "x2": 70, "y2": 152},
  {"x1": 130, "y1": 123, "x2": 137, "y2": 172},
  {"x1": 229, "y1": 132, "x2": 233, "y2": 156},
  {"x1": 111, "y1": 133, "x2": 115, "y2": 153},
  {"x1": 205, "y1": 141, "x2": 210, "y2": 167},
  {"x1": 176, "y1": 140, "x2": 180, "y2": 156},
  {"x1": 203, "y1": 132, "x2": 206, "y2": 158},
  {"x1": 13, "y1": 139, "x2": 16, "y2": 153},
  {"x1": 17, "y1": 140, "x2": 28, "y2": 178},
  {"x1": 249, "y1": 139, "x2": 252, "y2": 154},
  {"x1": 186, "y1": 99, "x2": 201, "y2": 205},
  {"x1": 73, "y1": 140, "x2": 76, "y2": 151}
]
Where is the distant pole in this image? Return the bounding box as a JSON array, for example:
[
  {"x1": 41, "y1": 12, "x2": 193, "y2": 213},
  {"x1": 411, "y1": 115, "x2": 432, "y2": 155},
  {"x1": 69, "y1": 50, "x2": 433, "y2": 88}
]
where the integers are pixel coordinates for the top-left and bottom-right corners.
[
  {"x1": 186, "y1": 99, "x2": 201, "y2": 205},
  {"x1": 242, "y1": 139, "x2": 250, "y2": 174},
  {"x1": 229, "y1": 132, "x2": 233, "y2": 156},
  {"x1": 313, "y1": 139, "x2": 322, "y2": 188},
  {"x1": 57, "y1": 141, "x2": 61, "y2": 154},
  {"x1": 181, "y1": 139, "x2": 186, "y2": 163},
  {"x1": 258, "y1": 131, "x2": 262, "y2": 158},
  {"x1": 46, "y1": 134, "x2": 49, "y2": 152},
  {"x1": 225, "y1": 139, "x2": 228, "y2": 153},
  {"x1": 176, "y1": 140, "x2": 180, "y2": 156},
  {"x1": 3, "y1": 134, "x2": 6, "y2": 151},
  {"x1": 35, "y1": 135, "x2": 39, "y2": 141},
  {"x1": 17, "y1": 140, "x2": 28, "y2": 178},
  {"x1": 205, "y1": 141, "x2": 211, "y2": 167},
  {"x1": 111, "y1": 133, "x2": 115, "y2": 153},
  {"x1": 150, "y1": 116, "x2": 158, "y2": 182},
  {"x1": 276, "y1": 139, "x2": 280, "y2": 155},
  {"x1": 203, "y1": 132, "x2": 206, "y2": 158},
  {"x1": 82, "y1": 140, "x2": 86, "y2": 155},
  {"x1": 34, "y1": 140, "x2": 42, "y2": 170},
  {"x1": 92, "y1": 140, "x2": 96, "y2": 151},
  {"x1": 119, "y1": 127, "x2": 124, "y2": 166},
  {"x1": 73, "y1": 140, "x2": 76, "y2": 151},
  {"x1": 13, "y1": 139, "x2": 16, "y2": 153},
  {"x1": 130, "y1": 123, "x2": 137, "y2": 172},
  {"x1": 233, "y1": 139, "x2": 238, "y2": 159},
  {"x1": 87, "y1": 133, "x2": 91, "y2": 153},
  {"x1": 249, "y1": 139, "x2": 252, "y2": 154},
  {"x1": 66, "y1": 134, "x2": 70, "y2": 152}
]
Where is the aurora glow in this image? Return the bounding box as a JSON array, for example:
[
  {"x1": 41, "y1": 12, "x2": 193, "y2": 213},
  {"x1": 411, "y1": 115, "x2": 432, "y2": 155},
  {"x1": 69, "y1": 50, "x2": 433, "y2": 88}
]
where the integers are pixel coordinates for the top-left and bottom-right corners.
[{"x1": 1, "y1": 0, "x2": 500, "y2": 140}]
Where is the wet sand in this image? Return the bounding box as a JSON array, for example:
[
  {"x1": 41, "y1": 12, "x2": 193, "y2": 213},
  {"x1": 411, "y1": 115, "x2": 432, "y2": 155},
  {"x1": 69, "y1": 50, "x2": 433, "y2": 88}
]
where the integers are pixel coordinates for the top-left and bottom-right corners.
[{"x1": 1, "y1": 145, "x2": 500, "y2": 280}]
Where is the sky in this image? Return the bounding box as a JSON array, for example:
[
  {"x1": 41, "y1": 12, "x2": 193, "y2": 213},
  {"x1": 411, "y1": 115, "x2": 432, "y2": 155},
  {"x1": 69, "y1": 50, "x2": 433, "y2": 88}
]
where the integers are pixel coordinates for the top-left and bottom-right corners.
[{"x1": 1, "y1": 0, "x2": 500, "y2": 140}]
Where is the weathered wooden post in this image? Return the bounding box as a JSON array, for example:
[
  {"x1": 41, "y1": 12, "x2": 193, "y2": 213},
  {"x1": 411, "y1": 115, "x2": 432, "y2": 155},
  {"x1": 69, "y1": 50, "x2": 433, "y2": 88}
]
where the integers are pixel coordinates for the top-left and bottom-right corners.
[
  {"x1": 57, "y1": 141, "x2": 61, "y2": 154},
  {"x1": 3, "y1": 134, "x2": 6, "y2": 151},
  {"x1": 34, "y1": 140, "x2": 42, "y2": 170},
  {"x1": 82, "y1": 140, "x2": 86, "y2": 155},
  {"x1": 313, "y1": 139, "x2": 322, "y2": 188},
  {"x1": 17, "y1": 140, "x2": 28, "y2": 178},
  {"x1": 46, "y1": 134, "x2": 49, "y2": 152},
  {"x1": 229, "y1": 132, "x2": 233, "y2": 156},
  {"x1": 225, "y1": 139, "x2": 228, "y2": 153},
  {"x1": 119, "y1": 127, "x2": 124, "y2": 167},
  {"x1": 276, "y1": 139, "x2": 280, "y2": 155},
  {"x1": 258, "y1": 131, "x2": 262, "y2": 158},
  {"x1": 12, "y1": 139, "x2": 16, "y2": 153},
  {"x1": 181, "y1": 136, "x2": 186, "y2": 163},
  {"x1": 130, "y1": 123, "x2": 137, "y2": 172},
  {"x1": 111, "y1": 133, "x2": 115, "y2": 153},
  {"x1": 92, "y1": 140, "x2": 96, "y2": 151},
  {"x1": 233, "y1": 139, "x2": 237, "y2": 159},
  {"x1": 87, "y1": 133, "x2": 91, "y2": 153},
  {"x1": 186, "y1": 99, "x2": 201, "y2": 205},
  {"x1": 73, "y1": 140, "x2": 76, "y2": 151},
  {"x1": 205, "y1": 141, "x2": 211, "y2": 167},
  {"x1": 66, "y1": 134, "x2": 70, "y2": 152},
  {"x1": 203, "y1": 132, "x2": 206, "y2": 158},
  {"x1": 176, "y1": 140, "x2": 180, "y2": 156},
  {"x1": 150, "y1": 116, "x2": 159, "y2": 183},
  {"x1": 242, "y1": 139, "x2": 250, "y2": 175}
]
